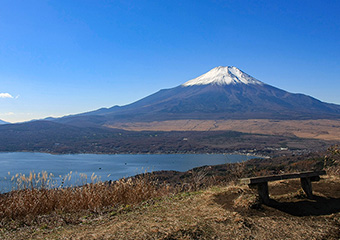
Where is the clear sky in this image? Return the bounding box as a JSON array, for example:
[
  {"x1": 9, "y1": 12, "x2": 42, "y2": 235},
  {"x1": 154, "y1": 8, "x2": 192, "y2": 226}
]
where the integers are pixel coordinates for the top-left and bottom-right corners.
[{"x1": 1, "y1": 0, "x2": 339, "y2": 123}]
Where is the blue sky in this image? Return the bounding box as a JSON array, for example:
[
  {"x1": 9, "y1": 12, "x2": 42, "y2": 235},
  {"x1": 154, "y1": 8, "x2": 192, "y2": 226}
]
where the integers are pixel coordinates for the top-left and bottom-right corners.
[{"x1": 1, "y1": 0, "x2": 339, "y2": 123}]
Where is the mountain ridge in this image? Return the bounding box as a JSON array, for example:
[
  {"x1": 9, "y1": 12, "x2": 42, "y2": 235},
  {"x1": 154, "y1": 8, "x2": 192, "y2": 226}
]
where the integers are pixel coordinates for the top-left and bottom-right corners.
[
  {"x1": 0, "y1": 119, "x2": 9, "y2": 125},
  {"x1": 54, "y1": 66, "x2": 340, "y2": 127}
]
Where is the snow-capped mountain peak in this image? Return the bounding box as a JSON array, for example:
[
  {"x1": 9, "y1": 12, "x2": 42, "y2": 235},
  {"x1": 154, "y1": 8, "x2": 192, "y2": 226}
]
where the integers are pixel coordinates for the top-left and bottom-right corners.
[{"x1": 182, "y1": 66, "x2": 263, "y2": 86}]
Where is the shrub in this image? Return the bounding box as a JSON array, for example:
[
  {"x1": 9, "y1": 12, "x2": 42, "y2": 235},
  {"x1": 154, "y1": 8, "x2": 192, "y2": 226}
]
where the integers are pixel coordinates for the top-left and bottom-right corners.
[{"x1": 0, "y1": 171, "x2": 172, "y2": 223}]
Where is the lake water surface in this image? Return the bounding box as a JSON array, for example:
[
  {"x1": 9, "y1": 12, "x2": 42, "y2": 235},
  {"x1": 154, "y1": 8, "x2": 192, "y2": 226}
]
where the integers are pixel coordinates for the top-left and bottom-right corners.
[{"x1": 0, "y1": 152, "x2": 254, "y2": 192}]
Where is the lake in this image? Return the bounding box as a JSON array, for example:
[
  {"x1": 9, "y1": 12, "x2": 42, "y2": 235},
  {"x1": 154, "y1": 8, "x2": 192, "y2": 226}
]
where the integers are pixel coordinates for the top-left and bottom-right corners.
[{"x1": 0, "y1": 152, "x2": 255, "y2": 193}]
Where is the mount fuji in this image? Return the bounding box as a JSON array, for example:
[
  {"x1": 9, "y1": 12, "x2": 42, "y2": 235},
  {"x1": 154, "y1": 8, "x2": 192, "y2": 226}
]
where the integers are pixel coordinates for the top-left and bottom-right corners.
[
  {"x1": 0, "y1": 119, "x2": 8, "y2": 125},
  {"x1": 57, "y1": 66, "x2": 340, "y2": 127},
  {"x1": 1, "y1": 66, "x2": 339, "y2": 153}
]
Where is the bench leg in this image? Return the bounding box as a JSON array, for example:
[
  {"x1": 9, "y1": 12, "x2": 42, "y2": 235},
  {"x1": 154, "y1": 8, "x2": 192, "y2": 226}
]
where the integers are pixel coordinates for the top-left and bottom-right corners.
[
  {"x1": 258, "y1": 182, "x2": 270, "y2": 204},
  {"x1": 300, "y1": 177, "x2": 313, "y2": 199},
  {"x1": 250, "y1": 182, "x2": 270, "y2": 204}
]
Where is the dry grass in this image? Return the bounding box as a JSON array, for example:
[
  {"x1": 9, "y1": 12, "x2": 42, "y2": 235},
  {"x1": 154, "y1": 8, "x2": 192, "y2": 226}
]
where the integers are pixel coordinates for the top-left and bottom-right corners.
[
  {"x1": 325, "y1": 144, "x2": 340, "y2": 176},
  {"x1": 105, "y1": 119, "x2": 340, "y2": 141},
  {"x1": 3, "y1": 177, "x2": 338, "y2": 240},
  {"x1": 0, "y1": 172, "x2": 172, "y2": 225},
  {"x1": 0, "y1": 164, "x2": 240, "y2": 227},
  {"x1": 231, "y1": 186, "x2": 261, "y2": 210}
]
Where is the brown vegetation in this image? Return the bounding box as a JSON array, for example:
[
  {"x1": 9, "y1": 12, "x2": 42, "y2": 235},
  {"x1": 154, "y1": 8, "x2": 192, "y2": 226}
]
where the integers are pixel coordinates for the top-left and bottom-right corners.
[
  {"x1": 0, "y1": 120, "x2": 335, "y2": 155},
  {"x1": 325, "y1": 144, "x2": 340, "y2": 175},
  {"x1": 0, "y1": 174, "x2": 172, "y2": 227},
  {"x1": 2, "y1": 176, "x2": 339, "y2": 239},
  {"x1": 106, "y1": 119, "x2": 340, "y2": 141}
]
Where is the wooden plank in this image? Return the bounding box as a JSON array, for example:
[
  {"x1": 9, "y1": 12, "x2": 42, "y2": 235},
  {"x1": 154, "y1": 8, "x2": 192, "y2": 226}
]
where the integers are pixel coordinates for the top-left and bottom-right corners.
[{"x1": 240, "y1": 170, "x2": 326, "y2": 185}]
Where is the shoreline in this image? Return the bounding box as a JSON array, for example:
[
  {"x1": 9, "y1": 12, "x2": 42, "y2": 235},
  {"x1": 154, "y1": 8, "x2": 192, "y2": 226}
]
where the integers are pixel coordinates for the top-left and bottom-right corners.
[
  {"x1": 0, "y1": 150, "x2": 269, "y2": 159},
  {"x1": 0, "y1": 152, "x2": 258, "y2": 193}
]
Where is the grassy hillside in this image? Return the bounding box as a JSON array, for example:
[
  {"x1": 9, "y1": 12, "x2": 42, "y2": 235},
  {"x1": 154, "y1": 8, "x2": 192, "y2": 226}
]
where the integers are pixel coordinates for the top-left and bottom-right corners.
[{"x1": 1, "y1": 177, "x2": 339, "y2": 239}]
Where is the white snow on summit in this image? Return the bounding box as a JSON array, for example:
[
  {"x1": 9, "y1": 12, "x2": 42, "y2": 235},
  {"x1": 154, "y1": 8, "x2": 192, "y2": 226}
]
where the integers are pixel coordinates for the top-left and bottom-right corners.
[{"x1": 182, "y1": 66, "x2": 263, "y2": 86}]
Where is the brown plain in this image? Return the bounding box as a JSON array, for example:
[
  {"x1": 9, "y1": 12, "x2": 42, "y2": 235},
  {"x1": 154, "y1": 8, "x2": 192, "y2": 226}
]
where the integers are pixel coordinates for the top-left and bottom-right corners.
[{"x1": 106, "y1": 119, "x2": 340, "y2": 141}]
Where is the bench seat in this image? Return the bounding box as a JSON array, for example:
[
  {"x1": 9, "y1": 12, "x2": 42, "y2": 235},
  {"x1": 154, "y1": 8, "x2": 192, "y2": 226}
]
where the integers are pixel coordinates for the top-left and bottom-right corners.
[{"x1": 240, "y1": 170, "x2": 326, "y2": 204}]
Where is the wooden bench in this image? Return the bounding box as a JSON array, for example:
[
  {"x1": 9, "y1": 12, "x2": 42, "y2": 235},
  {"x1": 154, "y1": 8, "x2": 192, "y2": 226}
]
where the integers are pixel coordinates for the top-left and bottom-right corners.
[{"x1": 240, "y1": 170, "x2": 326, "y2": 204}]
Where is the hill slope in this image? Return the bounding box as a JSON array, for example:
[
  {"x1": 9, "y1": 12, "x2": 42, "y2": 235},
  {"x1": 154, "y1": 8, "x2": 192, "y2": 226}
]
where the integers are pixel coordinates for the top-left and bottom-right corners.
[{"x1": 2, "y1": 176, "x2": 339, "y2": 239}]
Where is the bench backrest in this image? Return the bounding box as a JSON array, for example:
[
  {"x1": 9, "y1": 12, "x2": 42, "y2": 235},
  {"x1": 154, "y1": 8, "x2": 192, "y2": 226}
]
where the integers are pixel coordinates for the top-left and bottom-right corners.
[{"x1": 240, "y1": 170, "x2": 326, "y2": 185}]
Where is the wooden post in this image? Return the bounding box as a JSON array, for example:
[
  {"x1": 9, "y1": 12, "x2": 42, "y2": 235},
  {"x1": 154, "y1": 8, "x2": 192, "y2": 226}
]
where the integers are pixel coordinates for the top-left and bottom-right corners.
[
  {"x1": 300, "y1": 177, "x2": 313, "y2": 199},
  {"x1": 250, "y1": 182, "x2": 269, "y2": 204},
  {"x1": 258, "y1": 182, "x2": 270, "y2": 204}
]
